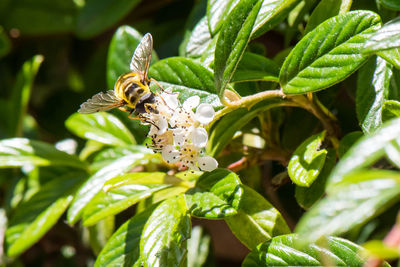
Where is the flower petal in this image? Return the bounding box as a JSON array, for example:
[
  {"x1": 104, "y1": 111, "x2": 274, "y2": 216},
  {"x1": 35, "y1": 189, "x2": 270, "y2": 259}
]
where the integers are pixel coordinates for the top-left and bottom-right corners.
[
  {"x1": 183, "y1": 95, "x2": 200, "y2": 111},
  {"x1": 162, "y1": 145, "x2": 180, "y2": 163},
  {"x1": 161, "y1": 92, "x2": 179, "y2": 110},
  {"x1": 195, "y1": 103, "x2": 215, "y2": 125},
  {"x1": 156, "y1": 117, "x2": 168, "y2": 135},
  {"x1": 198, "y1": 156, "x2": 218, "y2": 171},
  {"x1": 191, "y1": 127, "x2": 208, "y2": 148},
  {"x1": 172, "y1": 128, "x2": 187, "y2": 146}
]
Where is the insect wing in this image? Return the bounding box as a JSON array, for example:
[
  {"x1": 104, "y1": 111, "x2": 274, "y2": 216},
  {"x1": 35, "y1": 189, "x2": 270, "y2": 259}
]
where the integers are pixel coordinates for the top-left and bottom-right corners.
[
  {"x1": 78, "y1": 90, "x2": 124, "y2": 113},
  {"x1": 129, "y1": 33, "x2": 153, "y2": 82}
]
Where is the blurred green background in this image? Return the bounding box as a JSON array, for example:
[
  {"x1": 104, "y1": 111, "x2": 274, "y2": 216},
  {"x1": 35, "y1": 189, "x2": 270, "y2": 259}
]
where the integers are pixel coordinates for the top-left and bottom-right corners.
[{"x1": 0, "y1": 0, "x2": 196, "y2": 141}]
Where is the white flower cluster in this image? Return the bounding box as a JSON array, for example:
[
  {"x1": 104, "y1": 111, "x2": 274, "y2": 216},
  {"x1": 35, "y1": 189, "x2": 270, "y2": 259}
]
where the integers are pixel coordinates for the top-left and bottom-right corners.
[{"x1": 143, "y1": 90, "x2": 218, "y2": 172}]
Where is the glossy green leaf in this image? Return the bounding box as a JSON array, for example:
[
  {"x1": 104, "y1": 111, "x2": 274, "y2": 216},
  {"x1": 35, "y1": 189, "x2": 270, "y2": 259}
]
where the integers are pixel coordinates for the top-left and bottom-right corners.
[
  {"x1": 280, "y1": 11, "x2": 381, "y2": 94},
  {"x1": 137, "y1": 186, "x2": 189, "y2": 214},
  {"x1": 206, "y1": 0, "x2": 239, "y2": 35},
  {"x1": 380, "y1": 0, "x2": 400, "y2": 11},
  {"x1": 0, "y1": 138, "x2": 86, "y2": 169},
  {"x1": 75, "y1": 0, "x2": 141, "y2": 38},
  {"x1": 356, "y1": 56, "x2": 392, "y2": 134},
  {"x1": 183, "y1": 16, "x2": 214, "y2": 58},
  {"x1": 242, "y1": 234, "x2": 367, "y2": 266},
  {"x1": 364, "y1": 17, "x2": 400, "y2": 53},
  {"x1": 187, "y1": 226, "x2": 214, "y2": 267},
  {"x1": 140, "y1": 195, "x2": 191, "y2": 267},
  {"x1": 0, "y1": 27, "x2": 11, "y2": 58},
  {"x1": 6, "y1": 171, "x2": 85, "y2": 257},
  {"x1": 304, "y1": 0, "x2": 352, "y2": 34},
  {"x1": 82, "y1": 173, "x2": 171, "y2": 226},
  {"x1": 66, "y1": 112, "x2": 136, "y2": 146},
  {"x1": 378, "y1": 48, "x2": 400, "y2": 69},
  {"x1": 214, "y1": 0, "x2": 262, "y2": 99},
  {"x1": 185, "y1": 169, "x2": 242, "y2": 218},
  {"x1": 225, "y1": 185, "x2": 290, "y2": 250},
  {"x1": 67, "y1": 154, "x2": 144, "y2": 224},
  {"x1": 252, "y1": 0, "x2": 301, "y2": 38},
  {"x1": 91, "y1": 145, "x2": 153, "y2": 172},
  {"x1": 9, "y1": 55, "x2": 43, "y2": 137},
  {"x1": 208, "y1": 98, "x2": 290, "y2": 156},
  {"x1": 338, "y1": 131, "x2": 363, "y2": 158},
  {"x1": 328, "y1": 117, "x2": 400, "y2": 188},
  {"x1": 149, "y1": 57, "x2": 221, "y2": 108},
  {"x1": 296, "y1": 169, "x2": 400, "y2": 242},
  {"x1": 107, "y1": 26, "x2": 158, "y2": 88},
  {"x1": 232, "y1": 52, "x2": 279, "y2": 83},
  {"x1": 2, "y1": 0, "x2": 78, "y2": 35},
  {"x1": 288, "y1": 131, "x2": 327, "y2": 187},
  {"x1": 295, "y1": 149, "x2": 336, "y2": 210},
  {"x1": 382, "y1": 100, "x2": 400, "y2": 122},
  {"x1": 103, "y1": 172, "x2": 190, "y2": 191},
  {"x1": 95, "y1": 206, "x2": 156, "y2": 267}
]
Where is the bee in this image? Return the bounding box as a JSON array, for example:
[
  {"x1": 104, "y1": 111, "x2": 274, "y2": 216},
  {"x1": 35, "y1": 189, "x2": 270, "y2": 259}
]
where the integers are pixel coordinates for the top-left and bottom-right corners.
[{"x1": 78, "y1": 33, "x2": 159, "y2": 118}]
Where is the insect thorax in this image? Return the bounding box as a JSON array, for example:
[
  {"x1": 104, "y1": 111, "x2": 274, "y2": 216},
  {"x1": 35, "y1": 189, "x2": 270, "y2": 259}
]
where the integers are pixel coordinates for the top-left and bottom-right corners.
[{"x1": 114, "y1": 73, "x2": 149, "y2": 108}]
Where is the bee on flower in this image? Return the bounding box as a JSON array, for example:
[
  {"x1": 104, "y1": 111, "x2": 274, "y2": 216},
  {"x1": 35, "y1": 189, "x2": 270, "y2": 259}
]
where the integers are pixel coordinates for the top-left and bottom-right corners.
[{"x1": 142, "y1": 89, "x2": 218, "y2": 172}]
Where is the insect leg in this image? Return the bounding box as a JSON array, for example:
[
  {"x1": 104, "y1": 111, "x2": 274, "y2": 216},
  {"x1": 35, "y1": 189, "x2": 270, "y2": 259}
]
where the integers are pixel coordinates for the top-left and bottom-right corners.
[{"x1": 150, "y1": 78, "x2": 167, "y2": 92}]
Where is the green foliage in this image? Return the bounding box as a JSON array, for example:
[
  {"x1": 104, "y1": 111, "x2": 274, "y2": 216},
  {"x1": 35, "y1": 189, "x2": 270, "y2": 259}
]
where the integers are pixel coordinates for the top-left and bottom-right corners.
[
  {"x1": 280, "y1": 11, "x2": 381, "y2": 94},
  {"x1": 3, "y1": 0, "x2": 400, "y2": 266},
  {"x1": 288, "y1": 131, "x2": 327, "y2": 187},
  {"x1": 242, "y1": 234, "x2": 369, "y2": 266}
]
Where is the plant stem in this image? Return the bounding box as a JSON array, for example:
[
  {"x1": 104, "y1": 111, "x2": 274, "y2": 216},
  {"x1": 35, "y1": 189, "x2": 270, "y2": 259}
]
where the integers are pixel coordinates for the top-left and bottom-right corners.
[{"x1": 212, "y1": 89, "x2": 285, "y2": 123}]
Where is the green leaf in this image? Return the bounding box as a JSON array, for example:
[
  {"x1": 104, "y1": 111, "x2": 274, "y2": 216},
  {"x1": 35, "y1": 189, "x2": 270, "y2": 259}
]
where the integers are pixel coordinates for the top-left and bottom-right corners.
[
  {"x1": 206, "y1": 0, "x2": 239, "y2": 35},
  {"x1": 327, "y1": 117, "x2": 400, "y2": 188},
  {"x1": 380, "y1": 0, "x2": 400, "y2": 11},
  {"x1": 0, "y1": 138, "x2": 86, "y2": 169},
  {"x1": 208, "y1": 98, "x2": 290, "y2": 157},
  {"x1": 225, "y1": 185, "x2": 290, "y2": 250},
  {"x1": 288, "y1": 131, "x2": 327, "y2": 187},
  {"x1": 88, "y1": 216, "x2": 115, "y2": 255},
  {"x1": 242, "y1": 234, "x2": 367, "y2": 266},
  {"x1": 296, "y1": 169, "x2": 400, "y2": 242},
  {"x1": 75, "y1": 0, "x2": 141, "y2": 38},
  {"x1": 183, "y1": 16, "x2": 214, "y2": 58},
  {"x1": 6, "y1": 171, "x2": 85, "y2": 257},
  {"x1": 66, "y1": 112, "x2": 136, "y2": 146},
  {"x1": 378, "y1": 48, "x2": 400, "y2": 69},
  {"x1": 295, "y1": 149, "x2": 336, "y2": 210},
  {"x1": 9, "y1": 55, "x2": 43, "y2": 137},
  {"x1": 280, "y1": 11, "x2": 381, "y2": 94},
  {"x1": 214, "y1": 0, "x2": 262, "y2": 99},
  {"x1": 304, "y1": 0, "x2": 352, "y2": 35},
  {"x1": 231, "y1": 52, "x2": 279, "y2": 83},
  {"x1": 149, "y1": 57, "x2": 222, "y2": 108},
  {"x1": 356, "y1": 56, "x2": 392, "y2": 134},
  {"x1": 91, "y1": 145, "x2": 153, "y2": 172},
  {"x1": 67, "y1": 154, "x2": 145, "y2": 224},
  {"x1": 185, "y1": 169, "x2": 242, "y2": 219},
  {"x1": 95, "y1": 206, "x2": 157, "y2": 267},
  {"x1": 364, "y1": 16, "x2": 400, "y2": 54},
  {"x1": 107, "y1": 26, "x2": 158, "y2": 89},
  {"x1": 382, "y1": 100, "x2": 400, "y2": 122},
  {"x1": 338, "y1": 131, "x2": 363, "y2": 158},
  {"x1": 2, "y1": 0, "x2": 78, "y2": 35},
  {"x1": 187, "y1": 226, "x2": 214, "y2": 267},
  {"x1": 140, "y1": 195, "x2": 191, "y2": 267},
  {"x1": 0, "y1": 27, "x2": 11, "y2": 58},
  {"x1": 82, "y1": 172, "x2": 172, "y2": 226},
  {"x1": 252, "y1": 0, "x2": 302, "y2": 38}
]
